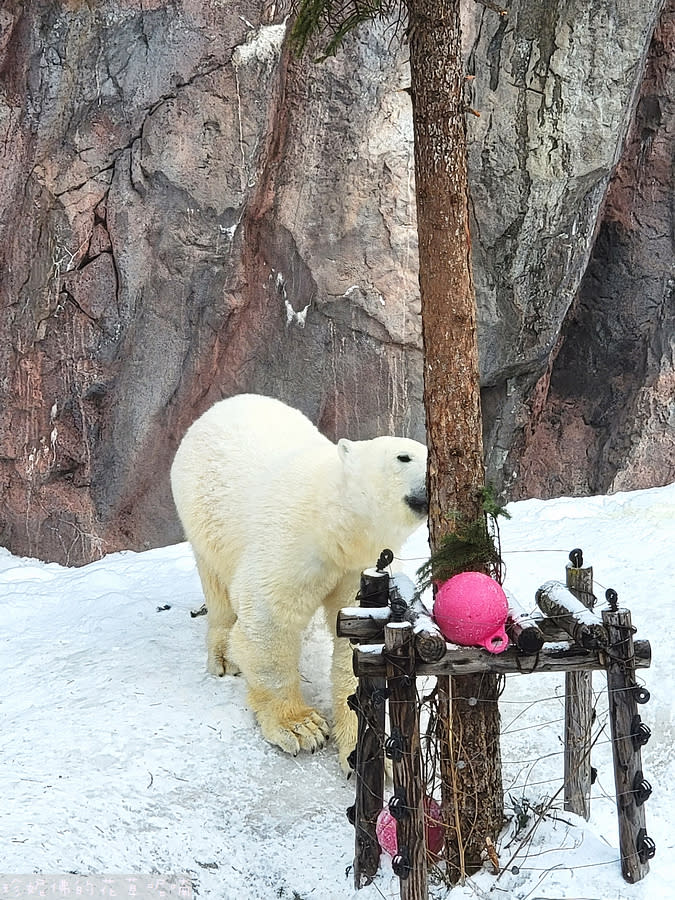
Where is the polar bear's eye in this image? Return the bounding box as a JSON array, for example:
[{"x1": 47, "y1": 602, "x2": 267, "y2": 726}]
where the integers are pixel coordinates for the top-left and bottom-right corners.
[{"x1": 397, "y1": 453, "x2": 412, "y2": 463}]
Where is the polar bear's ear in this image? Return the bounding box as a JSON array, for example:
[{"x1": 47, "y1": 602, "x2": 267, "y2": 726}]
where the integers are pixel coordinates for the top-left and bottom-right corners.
[{"x1": 337, "y1": 438, "x2": 353, "y2": 461}]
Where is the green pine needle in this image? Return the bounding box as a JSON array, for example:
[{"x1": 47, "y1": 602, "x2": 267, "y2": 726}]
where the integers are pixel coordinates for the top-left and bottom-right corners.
[
  {"x1": 289, "y1": 0, "x2": 400, "y2": 59},
  {"x1": 416, "y1": 485, "x2": 509, "y2": 593},
  {"x1": 480, "y1": 484, "x2": 511, "y2": 521}
]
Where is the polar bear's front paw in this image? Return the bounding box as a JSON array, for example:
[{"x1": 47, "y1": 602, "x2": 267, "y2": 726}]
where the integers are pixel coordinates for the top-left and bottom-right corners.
[
  {"x1": 207, "y1": 644, "x2": 241, "y2": 677},
  {"x1": 259, "y1": 705, "x2": 331, "y2": 757}
]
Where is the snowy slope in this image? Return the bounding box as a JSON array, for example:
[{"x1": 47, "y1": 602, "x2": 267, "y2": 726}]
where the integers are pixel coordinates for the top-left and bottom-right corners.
[{"x1": 2, "y1": 483, "x2": 674, "y2": 900}]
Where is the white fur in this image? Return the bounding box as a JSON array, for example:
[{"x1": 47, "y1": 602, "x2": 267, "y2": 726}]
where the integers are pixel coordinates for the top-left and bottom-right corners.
[{"x1": 170, "y1": 393, "x2": 427, "y2": 769}]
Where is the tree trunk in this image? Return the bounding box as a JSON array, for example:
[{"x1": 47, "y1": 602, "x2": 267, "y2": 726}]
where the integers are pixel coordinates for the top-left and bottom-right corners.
[{"x1": 406, "y1": 0, "x2": 503, "y2": 878}]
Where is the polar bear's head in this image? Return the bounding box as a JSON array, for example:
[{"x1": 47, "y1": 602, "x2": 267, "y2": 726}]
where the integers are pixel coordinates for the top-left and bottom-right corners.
[{"x1": 337, "y1": 436, "x2": 428, "y2": 539}]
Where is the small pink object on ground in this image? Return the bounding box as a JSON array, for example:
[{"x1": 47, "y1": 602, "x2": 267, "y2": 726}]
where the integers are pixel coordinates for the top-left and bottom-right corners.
[{"x1": 433, "y1": 571, "x2": 509, "y2": 653}]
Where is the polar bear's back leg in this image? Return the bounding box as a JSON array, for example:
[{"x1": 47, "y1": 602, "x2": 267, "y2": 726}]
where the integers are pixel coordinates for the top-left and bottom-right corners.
[{"x1": 194, "y1": 552, "x2": 241, "y2": 677}]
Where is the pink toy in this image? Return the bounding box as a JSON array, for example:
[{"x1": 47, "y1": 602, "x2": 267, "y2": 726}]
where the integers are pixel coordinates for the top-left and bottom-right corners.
[
  {"x1": 376, "y1": 796, "x2": 444, "y2": 857},
  {"x1": 433, "y1": 571, "x2": 509, "y2": 653}
]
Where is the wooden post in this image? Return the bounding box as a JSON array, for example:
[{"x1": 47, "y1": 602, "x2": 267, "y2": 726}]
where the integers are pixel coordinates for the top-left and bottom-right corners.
[
  {"x1": 385, "y1": 620, "x2": 427, "y2": 900},
  {"x1": 603, "y1": 603, "x2": 653, "y2": 883},
  {"x1": 564, "y1": 550, "x2": 595, "y2": 820},
  {"x1": 351, "y1": 567, "x2": 388, "y2": 888}
]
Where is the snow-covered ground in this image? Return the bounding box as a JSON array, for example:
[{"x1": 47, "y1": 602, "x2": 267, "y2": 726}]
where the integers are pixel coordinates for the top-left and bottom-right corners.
[{"x1": 2, "y1": 483, "x2": 674, "y2": 900}]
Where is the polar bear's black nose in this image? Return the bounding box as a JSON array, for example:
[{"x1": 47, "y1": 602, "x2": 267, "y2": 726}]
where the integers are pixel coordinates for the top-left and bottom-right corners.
[{"x1": 405, "y1": 487, "x2": 428, "y2": 517}]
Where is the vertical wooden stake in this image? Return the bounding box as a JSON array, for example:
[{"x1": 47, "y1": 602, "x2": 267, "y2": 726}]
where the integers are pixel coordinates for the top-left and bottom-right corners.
[
  {"x1": 564, "y1": 554, "x2": 594, "y2": 819},
  {"x1": 385, "y1": 621, "x2": 427, "y2": 900},
  {"x1": 603, "y1": 606, "x2": 651, "y2": 883},
  {"x1": 352, "y1": 673, "x2": 387, "y2": 887},
  {"x1": 353, "y1": 568, "x2": 389, "y2": 888}
]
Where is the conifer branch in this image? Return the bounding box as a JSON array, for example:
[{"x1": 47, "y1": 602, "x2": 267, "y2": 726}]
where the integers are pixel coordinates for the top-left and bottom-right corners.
[{"x1": 289, "y1": 0, "x2": 401, "y2": 58}]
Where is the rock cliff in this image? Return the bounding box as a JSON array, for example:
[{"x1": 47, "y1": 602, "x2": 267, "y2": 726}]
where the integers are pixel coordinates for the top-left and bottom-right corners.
[
  {"x1": 0, "y1": 0, "x2": 671, "y2": 563},
  {"x1": 513, "y1": 3, "x2": 675, "y2": 498}
]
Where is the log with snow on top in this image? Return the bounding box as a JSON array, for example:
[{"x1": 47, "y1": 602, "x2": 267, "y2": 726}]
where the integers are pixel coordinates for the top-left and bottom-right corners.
[
  {"x1": 505, "y1": 588, "x2": 545, "y2": 654},
  {"x1": 337, "y1": 573, "x2": 446, "y2": 663},
  {"x1": 535, "y1": 580, "x2": 608, "y2": 648}
]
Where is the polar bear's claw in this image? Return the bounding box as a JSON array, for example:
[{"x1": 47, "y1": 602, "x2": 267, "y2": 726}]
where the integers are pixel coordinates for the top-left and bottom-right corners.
[{"x1": 259, "y1": 706, "x2": 330, "y2": 757}]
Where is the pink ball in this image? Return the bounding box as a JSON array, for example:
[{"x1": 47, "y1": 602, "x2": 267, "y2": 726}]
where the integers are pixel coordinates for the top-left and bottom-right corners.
[
  {"x1": 376, "y1": 796, "x2": 444, "y2": 857},
  {"x1": 433, "y1": 571, "x2": 509, "y2": 654}
]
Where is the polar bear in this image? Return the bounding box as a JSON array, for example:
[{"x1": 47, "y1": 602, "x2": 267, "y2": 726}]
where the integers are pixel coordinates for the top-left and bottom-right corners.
[{"x1": 170, "y1": 393, "x2": 427, "y2": 769}]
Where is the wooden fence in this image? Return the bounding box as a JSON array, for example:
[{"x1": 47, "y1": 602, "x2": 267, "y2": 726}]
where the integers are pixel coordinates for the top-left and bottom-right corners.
[{"x1": 339, "y1": 550, "x2": 655, "y2": 898}]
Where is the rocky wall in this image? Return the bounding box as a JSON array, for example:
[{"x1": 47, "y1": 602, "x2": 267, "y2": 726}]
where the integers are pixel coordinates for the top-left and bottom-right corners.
[{"x1": 0, "y1": 0, "x2": 671, "y2": 563}]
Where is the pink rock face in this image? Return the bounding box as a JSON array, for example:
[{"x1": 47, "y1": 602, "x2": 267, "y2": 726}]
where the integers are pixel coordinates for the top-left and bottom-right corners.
[
  {"x1": 376, "y1": 796, "x2": 444, "y2": 857},
  {"x1": 433, "y1": 572, "x2": 509, "y2": 654},
  {"x1": 0, "y1": 2, "x2": 670, "y2": 564}
]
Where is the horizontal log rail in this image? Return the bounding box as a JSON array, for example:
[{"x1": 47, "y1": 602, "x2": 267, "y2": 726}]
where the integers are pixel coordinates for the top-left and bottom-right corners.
[
  {"x1": 338, "y1": 605, "x2": 391, "y2": 641},
  {"x1": 338, "y1": 599, "x2": 446, "y2": 664},
  {"x1": 339, "y1": 594, "x2": 581, "y2": 657},
  {"x1": 353, "y1": 639, "x2": 652, "y2": 678}
]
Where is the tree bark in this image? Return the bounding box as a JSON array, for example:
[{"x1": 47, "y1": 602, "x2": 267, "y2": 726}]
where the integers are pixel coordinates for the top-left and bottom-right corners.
[{"x1": 406, "y1": 0, "x2": 503, "y2": 878}]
